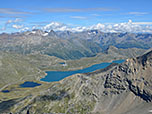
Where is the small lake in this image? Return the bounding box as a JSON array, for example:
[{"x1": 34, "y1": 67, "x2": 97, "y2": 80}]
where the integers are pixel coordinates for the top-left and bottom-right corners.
[
  {"x1": 1, "y1": 90, "x2": 10, "y2": 93},
  {"x1": 20, "y1": 81, "x2": 41, "y2": 88},
  {"x1": 59, "y1": 62, "x2": 66, "y2": 64},
  {"x1": 40, "y1": 60, "x2": 125, "y2": 82}
]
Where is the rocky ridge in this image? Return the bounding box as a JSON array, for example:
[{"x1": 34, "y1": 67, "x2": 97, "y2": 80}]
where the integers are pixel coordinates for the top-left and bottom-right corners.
[{"x1": 0, "y1": 30, "x2": 152, "y2": 59}]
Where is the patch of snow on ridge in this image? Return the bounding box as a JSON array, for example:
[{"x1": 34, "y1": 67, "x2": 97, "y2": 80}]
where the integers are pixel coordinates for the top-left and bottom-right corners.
[
  {"x1": 31, "y1": 31, "x2": 36, "y2": 34},
  {"x1": 42, "y1": 33, "x2": 48, "y2": 36}
]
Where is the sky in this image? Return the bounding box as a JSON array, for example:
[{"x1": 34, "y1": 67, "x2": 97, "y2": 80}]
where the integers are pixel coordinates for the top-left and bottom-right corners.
[{"x1": 0, "y1": 0, "x2": 152, "y2": 33}]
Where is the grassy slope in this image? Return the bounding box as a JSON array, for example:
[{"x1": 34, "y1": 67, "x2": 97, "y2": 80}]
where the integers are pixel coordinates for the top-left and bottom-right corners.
[{"x1": 0, "y1": 52, "x2": 46, "y2": 88}]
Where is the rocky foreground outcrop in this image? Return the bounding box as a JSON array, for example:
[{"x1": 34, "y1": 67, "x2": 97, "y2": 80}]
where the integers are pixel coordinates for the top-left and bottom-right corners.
[{"x1": 1, "y1": 50, "x2": 152, "y2": 114}]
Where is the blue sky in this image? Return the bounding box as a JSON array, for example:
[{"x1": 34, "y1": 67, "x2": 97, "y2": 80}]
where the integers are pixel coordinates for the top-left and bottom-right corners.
[{"x1": 0, "y1": 0, "x2": 152, "y2": 33}]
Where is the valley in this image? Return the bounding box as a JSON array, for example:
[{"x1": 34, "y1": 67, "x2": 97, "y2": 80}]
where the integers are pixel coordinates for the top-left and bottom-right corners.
[{"x1": 0, "y1": 47, "x2": 151, "y2": 114}]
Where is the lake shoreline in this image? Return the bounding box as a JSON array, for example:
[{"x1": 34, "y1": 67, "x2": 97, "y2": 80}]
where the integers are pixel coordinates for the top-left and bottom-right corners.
[{"x1": 40, "y1": 59, "x2": 125, "y2": 82}]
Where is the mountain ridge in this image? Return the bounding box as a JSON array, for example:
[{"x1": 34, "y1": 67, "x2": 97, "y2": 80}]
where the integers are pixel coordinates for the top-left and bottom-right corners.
[{"x1": 0, "y1": 30, "x2": 151, "y2": 60}]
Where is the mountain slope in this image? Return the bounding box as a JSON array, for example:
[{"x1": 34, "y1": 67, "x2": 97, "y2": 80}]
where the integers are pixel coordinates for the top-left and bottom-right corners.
[
  {"x1": 2, "y1": 49, "x2": 152, "y2": 114},
  {"x1": 0, "y1": 52, "x2": 46, "y2": 88}
]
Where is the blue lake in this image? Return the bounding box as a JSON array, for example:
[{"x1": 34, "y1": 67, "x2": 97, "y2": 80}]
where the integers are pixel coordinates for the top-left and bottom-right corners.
[
  {"x1": 1, "y1": 90, "x2": 10, "y2": 93},
  {"x1": 59, "y1": 62, "x2": 66, "y2": 64},
  {"x1": 20, "y1": 81, "x2": 41, "y2": 88},
  {"x1": 40, "y1": 60, "x2": 125, "y2": 82}
]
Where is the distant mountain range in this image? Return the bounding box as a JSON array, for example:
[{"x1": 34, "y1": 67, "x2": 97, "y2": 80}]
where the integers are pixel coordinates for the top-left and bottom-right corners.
[{"x1": 0, "y1": 29, "x2": 152, "y2": 59}]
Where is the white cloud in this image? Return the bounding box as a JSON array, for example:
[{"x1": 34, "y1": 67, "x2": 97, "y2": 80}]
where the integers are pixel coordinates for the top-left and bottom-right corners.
[
  {"x1": 0, "y1": 8, "x2": 32, "y2": 15},
  {"x1": 44, "y1": 8, "x2": 114, "y2": 13},
  {"x1": 43, "y1": 22, "x2": 67, "y2": 31},
  {"x1": 91, "y1": 14, "x2": 101, "y2": 16},
  {"x1": 70, "y1": 16, "x2": 87, "y2": 19},
  {"x1": 71, "y1": 26, "x2": 87, "y2": 32},
  {"x1": 20, "y1": 27, "x2": 29, "y2": 31},
  {"x1": 32, "y1": 25, "x2": 42, "y2": 30},
  {"x1": 89, "y1": 23, "x2": 105, "y2": 30},
  {"x1": 132, "y1": 22, "x2": 152, "y2": 25},
  {"x1": 1, "y1": 18, "x2": 23, "y2": 31},
  {"x1": 127, "y1": 12, "x2": 149, "y2": 15},
  {"x1": 12, "y1": 24, "x2": 24, "y2": 29},
  {"x1": 2, "y1": 19, "x2": 152, "y2": 33},
  {"x1": 14, "y1": 18, "x2": 22, "y2": 22},
  {"x1": 6, "y1": 18, "x2": 22, "y2": 24},
  {"x1": 42, "y1": 20, "x2": 152, "y2": 33}
]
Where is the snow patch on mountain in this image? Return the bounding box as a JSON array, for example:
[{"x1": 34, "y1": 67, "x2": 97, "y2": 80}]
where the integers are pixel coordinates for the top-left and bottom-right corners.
[{"x1": 42, "y1": 32, "x2": 48, "y2": 36}]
